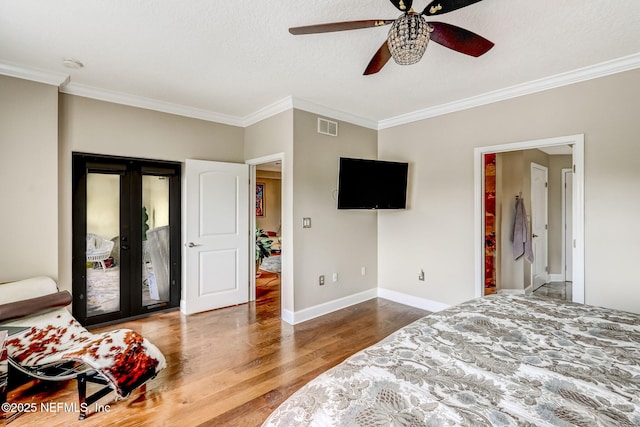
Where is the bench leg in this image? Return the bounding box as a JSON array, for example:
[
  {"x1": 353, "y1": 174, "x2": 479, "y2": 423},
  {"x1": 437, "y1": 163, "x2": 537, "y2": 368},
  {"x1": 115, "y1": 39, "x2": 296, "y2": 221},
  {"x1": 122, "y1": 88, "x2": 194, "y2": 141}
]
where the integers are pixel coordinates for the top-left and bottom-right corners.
[
  {"x1": 77, "y1": 373, "x2": 87, "y2": 420},
  {"x1": 76, "y1": 372, "x2": 112, "y2": 420}
]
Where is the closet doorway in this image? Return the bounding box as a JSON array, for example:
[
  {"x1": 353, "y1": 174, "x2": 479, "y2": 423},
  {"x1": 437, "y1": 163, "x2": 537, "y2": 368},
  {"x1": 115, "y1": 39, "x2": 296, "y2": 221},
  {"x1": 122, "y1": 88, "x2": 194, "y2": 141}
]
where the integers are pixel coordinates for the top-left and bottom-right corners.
[
  {"x1": 72, "y1": 153, "x2": 181, "y2": 326},
  {"x1": 475, "y1": 134, "x2": 585, "y2": 304}
]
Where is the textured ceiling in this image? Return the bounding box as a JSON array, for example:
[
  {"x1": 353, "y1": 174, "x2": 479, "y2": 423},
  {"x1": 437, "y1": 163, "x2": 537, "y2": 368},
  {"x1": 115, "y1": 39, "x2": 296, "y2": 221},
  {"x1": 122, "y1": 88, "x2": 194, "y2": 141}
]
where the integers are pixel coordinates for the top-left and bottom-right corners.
[{"x1": 1, "y1": 0, "x2": 640, "y2": 127}]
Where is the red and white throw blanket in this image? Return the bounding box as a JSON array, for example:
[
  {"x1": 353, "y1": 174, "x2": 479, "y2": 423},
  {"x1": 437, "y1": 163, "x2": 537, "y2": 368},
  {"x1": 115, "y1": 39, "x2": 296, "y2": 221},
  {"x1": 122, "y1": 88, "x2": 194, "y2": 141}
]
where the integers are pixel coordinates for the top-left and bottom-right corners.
[{"x1": 5, "y1": 307, "x2": 166, "y2": 397}]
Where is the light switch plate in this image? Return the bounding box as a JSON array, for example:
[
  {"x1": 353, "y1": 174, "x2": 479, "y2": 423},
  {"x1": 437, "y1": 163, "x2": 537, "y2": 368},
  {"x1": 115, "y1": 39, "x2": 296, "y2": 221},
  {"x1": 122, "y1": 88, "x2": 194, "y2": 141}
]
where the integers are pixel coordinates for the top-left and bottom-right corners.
[{"x1": 303, "y1": 217, "x2": 311, "y2": 228}]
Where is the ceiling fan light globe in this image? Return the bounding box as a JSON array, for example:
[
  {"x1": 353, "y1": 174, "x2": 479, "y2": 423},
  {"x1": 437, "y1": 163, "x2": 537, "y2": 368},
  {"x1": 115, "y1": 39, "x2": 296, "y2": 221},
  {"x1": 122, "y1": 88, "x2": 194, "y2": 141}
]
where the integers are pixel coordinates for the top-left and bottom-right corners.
[{"x1": 387, "y1": 13, "x2": 430, "y2": 65}]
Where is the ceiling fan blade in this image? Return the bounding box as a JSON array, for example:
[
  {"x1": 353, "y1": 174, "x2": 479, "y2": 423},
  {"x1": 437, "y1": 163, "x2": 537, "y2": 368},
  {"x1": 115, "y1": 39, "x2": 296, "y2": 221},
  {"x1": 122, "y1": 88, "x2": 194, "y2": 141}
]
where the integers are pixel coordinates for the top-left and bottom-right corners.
[
  {"x1": 422, "y1": 0, "x2": 483, "y2": 16},
  {"x1": 289, "y1": 20, "x2": 394, "y2": 35},
  {"x1": 389, "y1": 0, "x2": 413, "y2": 12},
  {"x1": 428, "y1": 21, "x2": 494, "y2": 57},
  {"x1": 363, "y1": 41, "x2": 392, "y2": 75}
]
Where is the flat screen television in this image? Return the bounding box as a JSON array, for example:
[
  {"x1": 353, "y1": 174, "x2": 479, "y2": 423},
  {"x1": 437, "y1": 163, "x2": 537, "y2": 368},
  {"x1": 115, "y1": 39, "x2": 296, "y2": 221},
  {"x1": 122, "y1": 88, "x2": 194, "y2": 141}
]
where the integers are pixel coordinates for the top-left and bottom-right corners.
[{"x1": 337, "y1": 157, "x2": 408, "y2": 209}]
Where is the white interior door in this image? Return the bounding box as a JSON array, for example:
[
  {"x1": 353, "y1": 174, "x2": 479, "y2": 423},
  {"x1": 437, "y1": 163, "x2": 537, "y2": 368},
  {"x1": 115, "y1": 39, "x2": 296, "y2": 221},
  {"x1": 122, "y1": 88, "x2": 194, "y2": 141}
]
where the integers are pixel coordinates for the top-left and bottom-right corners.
[
  {"x1": 564, "y1": 169, "x2": 574, "y2": 282},
  {"x1": 530, "y1": 163, "x2": 548, "y2": 289},
  {"x1": 182, "y1": 159, "x2": 249, "y2": 315}
]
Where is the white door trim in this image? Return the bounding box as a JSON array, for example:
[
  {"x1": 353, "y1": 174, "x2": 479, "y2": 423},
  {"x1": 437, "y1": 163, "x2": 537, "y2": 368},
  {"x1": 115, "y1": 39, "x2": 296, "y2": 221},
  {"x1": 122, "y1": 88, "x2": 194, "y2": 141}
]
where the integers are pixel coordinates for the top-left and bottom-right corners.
[
  {"x1": 561, "y1": 168, "x2": 573, "y2": 282},
  {"x1": 530, "y1": 162, "x2": 549, "y2": 290},
  {"x1": 474, "y1": 134, "x2": 585, "y2": 303}
]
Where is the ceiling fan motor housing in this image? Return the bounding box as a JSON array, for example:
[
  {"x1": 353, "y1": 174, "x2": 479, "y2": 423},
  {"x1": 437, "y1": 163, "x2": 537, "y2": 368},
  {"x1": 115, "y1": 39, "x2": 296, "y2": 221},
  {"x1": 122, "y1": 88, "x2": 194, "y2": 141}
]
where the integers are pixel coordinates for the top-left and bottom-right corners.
[{"x1": 387, "y1": 13, "x2": 431, "y2": 65}]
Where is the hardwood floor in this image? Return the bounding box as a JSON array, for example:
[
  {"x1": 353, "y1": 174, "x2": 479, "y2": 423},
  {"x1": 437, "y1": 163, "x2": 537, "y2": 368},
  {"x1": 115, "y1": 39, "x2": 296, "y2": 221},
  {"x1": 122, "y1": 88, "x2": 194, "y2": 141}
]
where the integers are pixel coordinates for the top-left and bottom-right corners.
[{"x1": 7, "y1": 274, "x2": 428, "y2": 426}]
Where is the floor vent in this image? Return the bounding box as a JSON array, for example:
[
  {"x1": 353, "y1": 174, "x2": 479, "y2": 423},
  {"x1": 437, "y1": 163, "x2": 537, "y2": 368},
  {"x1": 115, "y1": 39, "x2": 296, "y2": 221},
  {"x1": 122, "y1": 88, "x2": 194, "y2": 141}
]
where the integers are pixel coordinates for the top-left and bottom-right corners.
[{"x1": 317, "y1": 118, "x2": 338, "y2": 137}]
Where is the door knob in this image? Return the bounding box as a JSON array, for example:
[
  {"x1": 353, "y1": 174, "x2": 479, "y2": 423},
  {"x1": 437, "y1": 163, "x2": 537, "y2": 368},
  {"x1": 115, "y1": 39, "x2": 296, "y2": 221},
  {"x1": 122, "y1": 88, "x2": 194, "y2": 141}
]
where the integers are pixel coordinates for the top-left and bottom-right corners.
[
  {"x1": 532, "y1": 234, "x2": 539, "y2": 238},
  {"x1": 187, "y1": 242, "x2": 201, "y2": 248}
]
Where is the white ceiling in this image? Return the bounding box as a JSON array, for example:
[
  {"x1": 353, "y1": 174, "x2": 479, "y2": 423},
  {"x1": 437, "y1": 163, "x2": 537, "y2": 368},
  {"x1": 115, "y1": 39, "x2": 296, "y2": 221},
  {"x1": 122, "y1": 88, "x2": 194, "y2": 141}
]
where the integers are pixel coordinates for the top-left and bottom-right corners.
[{"x1": 2, "y1": 0, "x2": 640, "y2": 129}]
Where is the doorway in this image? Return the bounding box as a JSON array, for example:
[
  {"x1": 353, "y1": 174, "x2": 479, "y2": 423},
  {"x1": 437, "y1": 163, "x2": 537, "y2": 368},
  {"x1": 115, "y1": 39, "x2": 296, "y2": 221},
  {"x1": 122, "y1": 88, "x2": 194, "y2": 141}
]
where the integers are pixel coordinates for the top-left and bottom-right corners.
[
  {"x1": 72, "y1": 153, "x2": 181, "y2": 326},
  {"x1": 246, "y1": 153, "x2": 285, "y2": 318},
  {"x1": 474, "y1": 134, "x2": 585, "y2": 303},
  {"x1": 254, "y1": 161, "x2": 282, "y2": 309}
]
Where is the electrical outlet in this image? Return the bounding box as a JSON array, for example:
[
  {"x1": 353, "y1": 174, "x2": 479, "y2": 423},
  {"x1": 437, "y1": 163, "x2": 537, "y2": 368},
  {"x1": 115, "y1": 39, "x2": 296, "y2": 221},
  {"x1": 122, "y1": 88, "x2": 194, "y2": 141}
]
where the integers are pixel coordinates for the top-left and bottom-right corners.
[
  {"x1": 418, "y1": 269, "x2": 425, "y2": 281},
  {"x1": 319, "y1": 275, "x2": 325, "y2": 286}
]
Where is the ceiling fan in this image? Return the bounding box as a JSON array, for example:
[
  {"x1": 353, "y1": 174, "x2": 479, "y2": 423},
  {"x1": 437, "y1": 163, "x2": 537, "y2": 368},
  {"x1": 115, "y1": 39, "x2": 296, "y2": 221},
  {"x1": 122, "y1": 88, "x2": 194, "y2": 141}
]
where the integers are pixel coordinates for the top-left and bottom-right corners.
[{"x1": 289, "y1": 0, "x2": 494, "y2": 75}]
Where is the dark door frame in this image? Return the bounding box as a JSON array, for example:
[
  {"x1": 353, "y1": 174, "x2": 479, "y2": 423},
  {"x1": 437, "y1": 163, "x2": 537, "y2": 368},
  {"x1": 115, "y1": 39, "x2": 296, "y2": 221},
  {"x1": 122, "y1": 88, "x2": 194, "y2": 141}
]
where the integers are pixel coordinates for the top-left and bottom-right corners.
[{"x1": 72, "y1": 152, "x2": 181, "y2": 326}]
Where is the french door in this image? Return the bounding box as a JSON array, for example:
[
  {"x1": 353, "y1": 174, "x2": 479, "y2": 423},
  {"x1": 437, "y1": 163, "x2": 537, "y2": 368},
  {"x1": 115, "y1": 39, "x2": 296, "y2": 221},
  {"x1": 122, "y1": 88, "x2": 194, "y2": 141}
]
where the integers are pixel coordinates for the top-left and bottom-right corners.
[{"x1": 72, "y1": 153, "x2": 181, "y2": 326}]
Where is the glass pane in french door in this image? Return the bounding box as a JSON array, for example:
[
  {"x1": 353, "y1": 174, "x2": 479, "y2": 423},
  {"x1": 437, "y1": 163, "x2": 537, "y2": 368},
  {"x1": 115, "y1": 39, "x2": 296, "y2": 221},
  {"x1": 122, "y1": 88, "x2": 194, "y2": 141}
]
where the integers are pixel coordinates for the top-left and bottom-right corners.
[
  {"x1": 142, "y1": 175, "x2": 170, "y2": 308},
  {"x1": 86, "y1": 173, "x2": 120, "y2": 316}
]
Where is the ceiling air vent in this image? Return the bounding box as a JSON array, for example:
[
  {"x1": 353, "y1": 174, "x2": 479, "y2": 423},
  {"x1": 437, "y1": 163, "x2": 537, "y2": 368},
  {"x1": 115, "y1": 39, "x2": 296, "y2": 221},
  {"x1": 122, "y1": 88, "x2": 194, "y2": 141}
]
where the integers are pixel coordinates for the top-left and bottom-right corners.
[{"x1": 317, "y1": 118, "x2": 338, "y2": 137}]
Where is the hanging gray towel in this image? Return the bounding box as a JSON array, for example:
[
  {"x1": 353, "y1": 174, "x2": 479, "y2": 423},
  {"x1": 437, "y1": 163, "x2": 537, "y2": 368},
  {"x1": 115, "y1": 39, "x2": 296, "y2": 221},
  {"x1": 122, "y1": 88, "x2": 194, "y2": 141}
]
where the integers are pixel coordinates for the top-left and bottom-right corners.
[{"x1": 511, "y1": 196, "x2": 534, "y2": 264}]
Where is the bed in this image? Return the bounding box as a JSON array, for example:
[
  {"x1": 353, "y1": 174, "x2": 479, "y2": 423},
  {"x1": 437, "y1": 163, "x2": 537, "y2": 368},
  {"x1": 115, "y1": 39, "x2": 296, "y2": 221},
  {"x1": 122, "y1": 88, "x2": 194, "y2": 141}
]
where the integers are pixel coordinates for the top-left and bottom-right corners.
[{"x1": 262, "y1": 294, "x2": 640, "y2": 426}]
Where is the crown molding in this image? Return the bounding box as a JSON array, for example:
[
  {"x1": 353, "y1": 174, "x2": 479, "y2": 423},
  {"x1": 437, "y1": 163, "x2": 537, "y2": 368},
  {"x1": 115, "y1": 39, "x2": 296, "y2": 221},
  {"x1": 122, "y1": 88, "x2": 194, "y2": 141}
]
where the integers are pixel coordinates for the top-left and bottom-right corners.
[
  {"x1": 291, "y1": 97, "x2": 378, "y2": 130},
  {"x1": 378, "y1": 52, "x2": 640, "y2": 130},
  {"x1": 242, "y1": 96, "x2": 294, "y2": 127},
  {"x1": 60, "y1": 82, "x2": 245, "y2": 127},
  {"x1": 4, "y1": 53, "x2": 640, "y2": 131},
  {"x1": 241, "y1": 96, "x2": 378, "y2": 129},
  {"x1": 0, "y1": 62, "x2": 69, "y2": 87}
]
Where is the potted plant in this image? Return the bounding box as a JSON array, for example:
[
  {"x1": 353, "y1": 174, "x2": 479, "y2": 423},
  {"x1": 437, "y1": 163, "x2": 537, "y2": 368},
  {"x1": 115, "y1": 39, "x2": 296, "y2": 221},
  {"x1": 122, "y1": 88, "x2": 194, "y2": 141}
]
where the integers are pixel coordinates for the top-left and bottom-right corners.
[
  {"x1": 256, "y1": 227, "x2": 273, "y2": 268},
  {"x1": 142, "y1": 206, "x2": 151, "y2": 263},
  {"x1": 142, "y1": 206, "x2": 150, "y2": 240}
]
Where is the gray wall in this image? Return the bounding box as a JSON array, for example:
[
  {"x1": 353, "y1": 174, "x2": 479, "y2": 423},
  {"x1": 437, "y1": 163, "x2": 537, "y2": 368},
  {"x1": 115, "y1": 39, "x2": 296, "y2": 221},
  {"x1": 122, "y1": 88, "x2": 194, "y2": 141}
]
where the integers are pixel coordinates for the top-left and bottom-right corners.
[
  {"x1": 497, "y1": 150, "x2": 526, "y2": 291},
  {"x1": 244, "y1": 110, "x2": 295, "y2": 312},
  {"x1": 379, "y1": 68, "x2": 640, "y2": 314},
  {"x1": 246, "y1": 109, "x2": 379, "y2": 314},
  {"x1": 0, "y1": 87, "x2": 245, "y2": 294},
  {"x1": 2, "y1": 66, "x2": 640, "y2": 316},
  {"x1": 292, "y1": 110, "x2": 378, "y2": 311},
  {"x1": 57, "y1": 94, "x2": 245, "y2": 294},
  {"x1": 0, "y1": 76, "x2": 59, "y2": 281}
]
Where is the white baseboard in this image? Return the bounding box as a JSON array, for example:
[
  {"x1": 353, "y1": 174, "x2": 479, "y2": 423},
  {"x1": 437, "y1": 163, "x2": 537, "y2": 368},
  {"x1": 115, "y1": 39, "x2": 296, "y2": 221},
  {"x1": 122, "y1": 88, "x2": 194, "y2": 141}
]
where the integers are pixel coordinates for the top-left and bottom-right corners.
[
  {"x1": 377, "y1": 288, "x2": 450, "y2": 313},
  {"x1": 281, "y1": 309, "x2": 295, "y2": 325},
  {"x1": 180, "y1": 300, "x2": 186, "y2": 314},
  {"x1": 286, "y1": 288, "x2": 378, "y2": 325},
  {"x1": 282, "y1": 288, "x2": 452, "y2": 325},
  {"x1": 548, "y1": 274, "x2": 564, "y2": 282}
]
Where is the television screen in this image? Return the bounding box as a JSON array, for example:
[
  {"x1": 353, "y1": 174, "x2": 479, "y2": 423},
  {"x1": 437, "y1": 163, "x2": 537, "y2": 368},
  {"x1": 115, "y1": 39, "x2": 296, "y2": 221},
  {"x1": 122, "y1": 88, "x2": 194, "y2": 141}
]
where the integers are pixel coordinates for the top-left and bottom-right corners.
[{"x1": 337, "y1": 157, "x2": 408, "y2": 209}]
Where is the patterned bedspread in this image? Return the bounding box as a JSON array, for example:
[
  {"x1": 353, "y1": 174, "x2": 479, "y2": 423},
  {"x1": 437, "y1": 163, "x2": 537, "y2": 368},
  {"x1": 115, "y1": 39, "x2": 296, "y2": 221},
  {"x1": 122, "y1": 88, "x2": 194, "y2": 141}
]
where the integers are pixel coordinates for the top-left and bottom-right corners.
[{"x1": 263, "y1": 295, "x2": 640, "y2": 426}]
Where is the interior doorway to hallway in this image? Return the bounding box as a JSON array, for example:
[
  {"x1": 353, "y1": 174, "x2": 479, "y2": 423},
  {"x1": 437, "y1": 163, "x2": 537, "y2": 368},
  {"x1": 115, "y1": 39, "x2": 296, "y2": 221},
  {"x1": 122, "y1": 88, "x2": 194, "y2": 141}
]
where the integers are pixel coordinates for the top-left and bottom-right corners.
[{"x1": 249, "y1": 156, "x2": 283, "y2": 316}]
